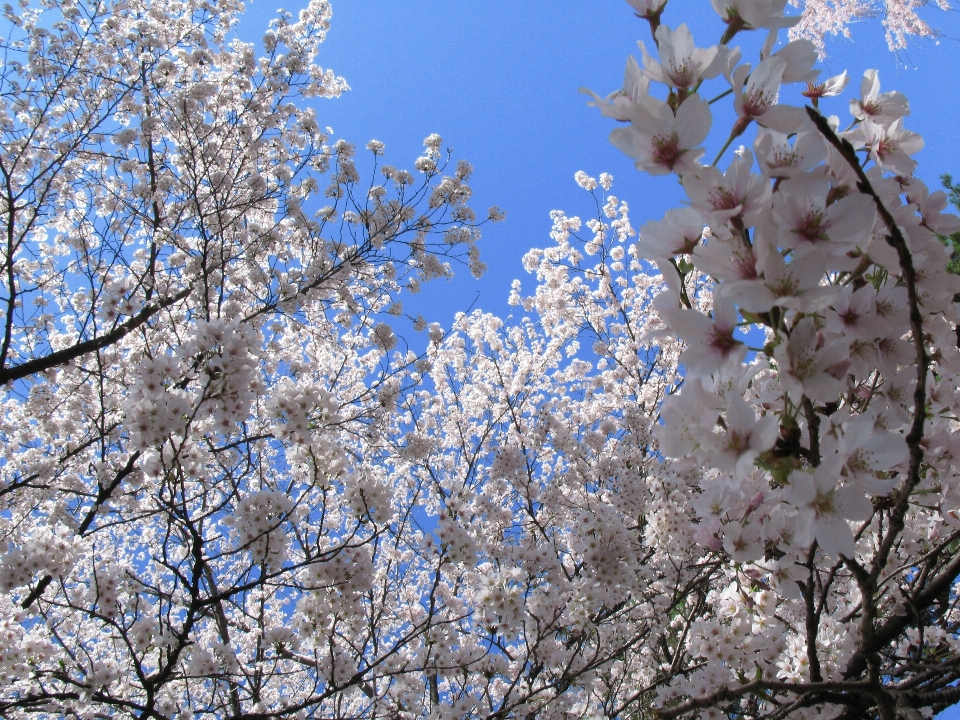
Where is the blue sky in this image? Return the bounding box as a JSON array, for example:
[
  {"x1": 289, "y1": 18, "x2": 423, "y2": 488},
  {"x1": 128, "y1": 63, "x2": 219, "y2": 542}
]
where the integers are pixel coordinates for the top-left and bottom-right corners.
[{"x1": 235, "y1": 0, "x2": 960, "y2": 335}]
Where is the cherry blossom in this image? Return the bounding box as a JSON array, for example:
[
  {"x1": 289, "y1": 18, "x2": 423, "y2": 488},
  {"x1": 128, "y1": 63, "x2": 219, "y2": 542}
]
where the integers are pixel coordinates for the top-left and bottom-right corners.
[
  {"x1": 785, "y1": 460, "x2": 873, "y2": 558},
  {"x1": 801, "y1": 70, "x2": 850, "y2": 104},
  {"x1": 5, "y1": 0, "x2": 960, "y2": 718},
  {"x1": 712, "y1": 0, "x2": 802, "y2": 34},
  {"x1": 705, "y1": 394, "x2": 779, "y2": 478},
  {"x1": 610, "y1": 93, "x2": 712, "y2": 175},
  {"x1": 655, "y1": 289, "x2": 747, "y2": 375},
  {"x1": 682, "y1": 152, "x2": 772, "y2": 226},
  {"x1": 774, "y1": 317, "x2": 852, "y2": 402},
  {"x1": 730, "y1": 56, "x2": 807, "y2": 134},
  {"x1": 849, "y1": 117, "x2": 925, "y2": 177},
  {"x1": 790, "y1": 0, "x2": 950, "y2": 54},
  {"x1": 639, "y1": 23, "x2": 723, "y2": 90},
  {"x1": 850, "y1": 68, "x2": 911, "y2": 125},
  {"x1": 771, "y1": 173, "x2": 876, "y2": 261},
  {"x1": 753, "y1": 125, "x2": 827, "y2": 178},
  {"x1": 636, "y1": 207, "x2": 705, "y2": 258}
]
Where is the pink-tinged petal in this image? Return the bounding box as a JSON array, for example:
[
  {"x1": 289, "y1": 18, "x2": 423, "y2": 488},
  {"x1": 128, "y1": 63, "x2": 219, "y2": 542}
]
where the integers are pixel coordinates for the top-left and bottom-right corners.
[
  {"x1": 837, "y1": 486, "x2": 872, "y2": 522},
  {"x1": 860, "y1": 68, "x2": 880, "y2": 102},
  {"x1": 757, "y1": 104, "x2": 806, "y2": 133},
  {"x1": 816, "y1": 514, "x2": 856, "y2": 558},
  {"x1": 637, "y1": 207, "x2": 705, "y2": 258},
  {"x1": 823, "y1": 193, "x2": 876, "y2": 248},
  {"x1": 693, "y1": 237, "x2": 760, "y2": 283},
  {"x1": 773, "y1": 39, "x2": 818, "y2": 84},
  {"x1": 675, "y1": 95, "x2": 713, "y2": 148},
  {"x1": 735, "y1": 282, "x2": 778, "y2": 313},
  {"x1": 610, "y1": 126, "x2": 650, "y2": 165},
  {"x1": 740, "y1": 56, "x2": 785, "y2": 118},
  {"x1": 804, "y1": 71, "x2": 849, "y2": 99}
]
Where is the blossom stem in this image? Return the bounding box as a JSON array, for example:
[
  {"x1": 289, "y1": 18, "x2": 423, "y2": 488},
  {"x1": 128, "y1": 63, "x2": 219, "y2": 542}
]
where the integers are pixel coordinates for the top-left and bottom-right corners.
[
  {"x1": 711, "y1": 132, "x2": 739, "y2": 167},
  {"x1": 707, "y1": 87, "x2": 733, "y2": 104}
]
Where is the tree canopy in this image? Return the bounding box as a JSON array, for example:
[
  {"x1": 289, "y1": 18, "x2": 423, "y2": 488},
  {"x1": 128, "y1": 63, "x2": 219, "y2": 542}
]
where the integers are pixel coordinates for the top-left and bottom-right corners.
[{"x1": 1, "y1": 1, "x2": 959, "y2": 719}]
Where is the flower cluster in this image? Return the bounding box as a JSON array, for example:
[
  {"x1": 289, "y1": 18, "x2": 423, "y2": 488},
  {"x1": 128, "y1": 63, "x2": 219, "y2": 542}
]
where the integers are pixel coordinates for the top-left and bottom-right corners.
[
  {"x1": 585, "y1": 0, "x2": 960, "y2": 716},
  {"x1": 2, "y1": 0, "x2": 959, "y2": 718}
]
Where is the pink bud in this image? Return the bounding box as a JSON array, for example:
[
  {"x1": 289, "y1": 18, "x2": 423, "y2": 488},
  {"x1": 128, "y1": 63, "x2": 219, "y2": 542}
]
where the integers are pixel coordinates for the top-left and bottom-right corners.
[{"x1": 747, "y1": 491, "x2": 765, "y2": 514}]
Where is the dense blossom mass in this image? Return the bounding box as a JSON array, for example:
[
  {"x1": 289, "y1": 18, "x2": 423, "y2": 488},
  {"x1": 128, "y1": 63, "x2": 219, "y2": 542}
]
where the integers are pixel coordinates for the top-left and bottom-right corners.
[
  {"x1": 1, "y1": 0, "x2": 959, "y2": 719},
  {"x1": 786, "y1": 0, "x2": 951, "y2": 54}
]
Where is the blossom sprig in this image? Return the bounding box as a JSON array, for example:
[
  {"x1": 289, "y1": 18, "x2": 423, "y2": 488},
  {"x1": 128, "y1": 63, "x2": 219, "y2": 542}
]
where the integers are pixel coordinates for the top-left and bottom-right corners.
[{"x1": 587, "y1": 1, "x2": 960, "y2": 718}]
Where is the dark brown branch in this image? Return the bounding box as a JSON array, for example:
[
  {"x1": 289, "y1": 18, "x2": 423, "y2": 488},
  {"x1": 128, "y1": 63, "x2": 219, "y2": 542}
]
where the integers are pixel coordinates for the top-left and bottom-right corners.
[
  {"x1": 653, "y1": 679, "x2": 873, "y2": 719},
  {"x1": 807, "y1": 106, "x2": 931, "y2": 683},
  {"x1": 0, "y1": 287, "x2": 190, "y2": 384},
  {"x1": 21, "y1": 451, "x2": 141, "y2": 609}
]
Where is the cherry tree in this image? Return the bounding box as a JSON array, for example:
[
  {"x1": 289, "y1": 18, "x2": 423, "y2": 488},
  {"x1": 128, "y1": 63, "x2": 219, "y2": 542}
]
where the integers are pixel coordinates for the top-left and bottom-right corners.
[
  {"x1": 630, "y1": 0, "x2": 954, "y2": 54},
  {"x1": 3, "y1": 0, "x2": 960, "y2": 718},
  {"x1": 579, "y1": 0, "x2": 960, "y2": 718},
  {"x1": 0, "y1": 0, "x2": 498, "y2": 716},
  {"x1": 787, "y1": 0, "x2": 952, "y2": 55}
]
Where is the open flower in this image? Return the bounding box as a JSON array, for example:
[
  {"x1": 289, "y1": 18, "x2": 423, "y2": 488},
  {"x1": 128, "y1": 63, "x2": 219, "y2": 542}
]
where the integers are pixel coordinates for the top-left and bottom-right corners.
[
  {"x1": 785, "y1": 460, "x2": 873, "y2": 558},
  {"x1": 772, "y1": 174, "x2": 875, "y2": 261},
  {"x1": 835, "y1": 414, "x2": 909, "y2": 495},
  {"x1": 682, "y1": 151, "x2": 771, "y2": 226},
  {"x1": 655, "y1": 289, "x2": 746, "y2": 376},
  {"x1": 705, "y1": 394, "x2": 778, "y2": 478},
  {"x1": 635, "y1": 207, "x2": 705, "y2": 259},
  {"x1": 658, "y1": 380, "x2": 723, "y2": 457},
  {"x1": 730, "y1": 56, "x2": 806, "y2": 134},
  {"x1": 773, "y1": 317, "x2": 850, "y2": 403},
  {"x1": 581, "y1": 55, "x2": 655, "y2": 122},
  {"x1": 610, "y1": 94, "x2": 711, "y2": 176},
  {"x1": 722, "y1": 522, "x2": 764, "y2": 563},
  {"x1": 823, "y1": 286, "x2": 886, "y2": 341},
  {"x1": 626, "y1": 0, "x2": 668, "y2": 19},
  {"x1": 847, "y1": 118, "x2": 924, "y2": 177},
  {"x1": 734, "y1": 217, "x2": 837, "y2": 313},
  {"x1": 907, "y1": 182, "x2": 960, "y2": 236},
  {"x1": 802, "y1": 71, "x2": 850, "y2": 102},
  {"x1": 639, "y1": 24, "x2": 723, "y2": 90},
  {"x1": 754, "y1": 126, "x2": 826, "y2": 178},
  {"x1": 762, "y1": 37, "x2": 819, "y2": 84},
  {"x1": 850, "y1": 69, "x2": 910, "y2": 127},
  {"x1": 693, "y1": 233, "x2": 765, "y2": 300},
  {"x1": 712, "y1": 0, "x2": 801, "y2": 31}
]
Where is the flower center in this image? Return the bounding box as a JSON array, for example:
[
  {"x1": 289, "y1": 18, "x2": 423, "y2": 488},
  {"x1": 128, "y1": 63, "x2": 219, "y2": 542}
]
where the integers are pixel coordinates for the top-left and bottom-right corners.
[{"x1": 652, "y1": 135, "x2": 681, "y2": 168}]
